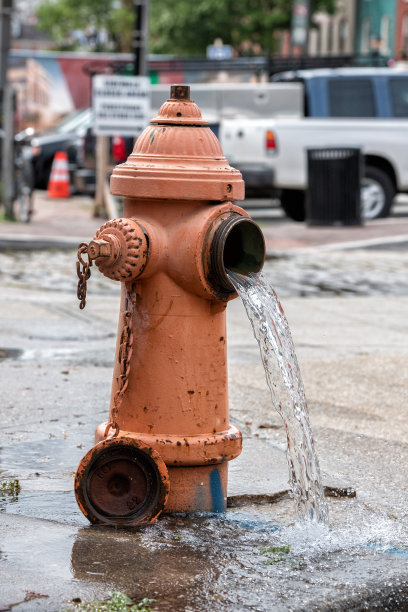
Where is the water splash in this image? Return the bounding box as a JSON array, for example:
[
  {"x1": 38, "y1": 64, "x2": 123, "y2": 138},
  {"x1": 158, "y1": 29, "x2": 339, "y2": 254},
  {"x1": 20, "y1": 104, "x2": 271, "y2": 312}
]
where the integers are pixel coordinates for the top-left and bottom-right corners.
[{"x1": 229, "y1": 271, "x2": 328, "y2": 525}]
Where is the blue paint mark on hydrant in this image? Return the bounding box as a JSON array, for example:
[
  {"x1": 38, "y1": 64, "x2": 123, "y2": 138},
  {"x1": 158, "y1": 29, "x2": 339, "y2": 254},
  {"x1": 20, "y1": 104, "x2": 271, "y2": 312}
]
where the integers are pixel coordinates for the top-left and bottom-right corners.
[{"x1": 210, "y1": 468, "x2": 225, "y2": 513}]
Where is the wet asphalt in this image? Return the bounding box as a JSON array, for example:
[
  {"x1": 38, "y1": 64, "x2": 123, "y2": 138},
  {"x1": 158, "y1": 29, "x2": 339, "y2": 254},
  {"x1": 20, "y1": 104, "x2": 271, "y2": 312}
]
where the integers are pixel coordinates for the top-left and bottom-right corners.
[{"x1": 0, "y1": 195, "x2": 408, "y2": 610}]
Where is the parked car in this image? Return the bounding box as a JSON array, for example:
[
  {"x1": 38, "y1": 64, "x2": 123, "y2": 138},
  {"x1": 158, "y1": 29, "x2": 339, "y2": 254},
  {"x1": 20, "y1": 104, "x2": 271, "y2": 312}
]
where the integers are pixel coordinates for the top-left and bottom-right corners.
[
  {"x1": 27, "y1": 81, "x2": 309, "y2": 195},
  {"x1": 28, "y1": 108, "x2": 132, "y2": 193},
  {"x1": 73, "y1": 82, "x2": 302, "y2": 195},
  {"x1": 30, "y1": 108, "x2": 93, "y2": 189},
  {"x1": 220, "y1": 68, "x2": 408, "y2": 220},
  {"x1": 74, "y1": 128, "x2": 133, "y2": 195}
]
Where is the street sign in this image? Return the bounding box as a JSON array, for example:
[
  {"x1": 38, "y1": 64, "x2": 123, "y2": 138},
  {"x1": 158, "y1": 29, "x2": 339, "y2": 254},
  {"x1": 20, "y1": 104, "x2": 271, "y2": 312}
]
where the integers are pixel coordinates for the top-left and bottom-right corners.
[
  {"x1": 291, "y1": 0, "x2": 310, "y2": 49},
  {"x1": 206, "y1": 44, "x2": 233, "y2": 60},
  {"x1": 92, "y1": 75, "x2": 150, "y2": 136}
]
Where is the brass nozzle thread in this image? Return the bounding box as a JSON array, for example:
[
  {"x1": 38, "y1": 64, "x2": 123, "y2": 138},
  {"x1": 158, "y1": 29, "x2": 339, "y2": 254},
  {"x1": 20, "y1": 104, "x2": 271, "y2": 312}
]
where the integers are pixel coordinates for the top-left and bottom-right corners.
[{"x1": 210, "y1": 215, "x2": 265, "y2": 293}]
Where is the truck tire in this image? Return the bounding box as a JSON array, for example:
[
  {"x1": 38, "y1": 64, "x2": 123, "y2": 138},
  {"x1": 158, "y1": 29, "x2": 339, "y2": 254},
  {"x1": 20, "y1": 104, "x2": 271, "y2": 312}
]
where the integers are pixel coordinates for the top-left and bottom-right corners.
[
  {"x1": 361, "y1": 166, "x2": 395, "y2": 220},
  {"x1": 280, "y1": 189, "x2": 306, "y2": 222}
]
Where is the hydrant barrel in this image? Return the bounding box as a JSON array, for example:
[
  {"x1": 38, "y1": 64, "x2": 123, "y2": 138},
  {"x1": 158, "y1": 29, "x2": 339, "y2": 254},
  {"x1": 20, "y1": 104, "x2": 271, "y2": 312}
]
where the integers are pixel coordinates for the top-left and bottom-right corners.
[{"x1": 75, "y1": 85, "x2": 265, "y2": 524}]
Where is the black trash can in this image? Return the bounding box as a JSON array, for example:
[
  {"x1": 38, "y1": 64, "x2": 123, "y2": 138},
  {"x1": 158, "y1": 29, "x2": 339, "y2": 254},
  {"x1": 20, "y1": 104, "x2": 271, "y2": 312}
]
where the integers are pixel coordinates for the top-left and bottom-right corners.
[{"x1": 306, "y1": 147, "x2": 362, "y2": 226}]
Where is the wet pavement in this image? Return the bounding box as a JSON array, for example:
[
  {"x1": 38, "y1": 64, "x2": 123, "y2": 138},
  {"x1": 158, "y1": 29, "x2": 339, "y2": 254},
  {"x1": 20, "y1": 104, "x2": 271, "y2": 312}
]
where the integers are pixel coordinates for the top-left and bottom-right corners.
[
  {"x1": 1, "y1": 197, "x2": 408, "y2": 610},
  {"x1": 0, "y1": 243, "x2": 406, "y2": 300}
]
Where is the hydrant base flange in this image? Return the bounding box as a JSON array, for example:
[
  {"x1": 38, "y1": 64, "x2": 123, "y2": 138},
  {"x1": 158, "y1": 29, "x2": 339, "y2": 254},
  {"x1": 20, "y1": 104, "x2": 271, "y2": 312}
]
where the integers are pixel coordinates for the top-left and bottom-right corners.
[
  {"x1": 94, "y1": 427, "x2": 240, "y2": 513},
  {"x1": 94, "y1": 423, "x2": 242, "y2": 466}
]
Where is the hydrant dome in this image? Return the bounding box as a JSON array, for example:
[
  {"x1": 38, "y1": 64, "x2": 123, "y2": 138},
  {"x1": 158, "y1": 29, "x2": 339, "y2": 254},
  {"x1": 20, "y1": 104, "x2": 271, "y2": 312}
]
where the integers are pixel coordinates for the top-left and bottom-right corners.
[{"x1": 110, "y1": 85, "x2": 245, "y2": 201}]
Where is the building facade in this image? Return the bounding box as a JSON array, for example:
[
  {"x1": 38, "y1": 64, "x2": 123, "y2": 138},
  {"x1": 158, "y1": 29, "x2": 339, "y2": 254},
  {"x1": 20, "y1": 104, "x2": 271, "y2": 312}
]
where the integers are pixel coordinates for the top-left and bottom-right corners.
[
  {"x1": 355, "y1": 0, "x2": 396, "y2": 61},
  {"x1": 309, "y1": 0, "x2": 357, "y2": 56},
  {"x1": 395, "y1": 0, "x2": 408, "y2": 59}
]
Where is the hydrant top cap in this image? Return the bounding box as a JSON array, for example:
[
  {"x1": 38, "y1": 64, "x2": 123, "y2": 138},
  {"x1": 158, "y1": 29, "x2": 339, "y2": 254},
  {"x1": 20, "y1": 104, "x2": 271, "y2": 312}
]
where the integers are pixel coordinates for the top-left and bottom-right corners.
[{"x1": 150, "y1": 84, "x2": 207, "y2": 126}]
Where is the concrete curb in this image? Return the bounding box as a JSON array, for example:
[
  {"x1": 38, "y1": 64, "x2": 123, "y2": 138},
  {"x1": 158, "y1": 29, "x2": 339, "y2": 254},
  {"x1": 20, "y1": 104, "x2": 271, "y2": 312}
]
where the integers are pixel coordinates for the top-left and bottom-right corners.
[
  {"x1": 2, "y1": 230, "x2": 408, "y2": 255},
  {"x1": 0, "y1": 235, "x2": 84, "y2": 251},
  {"x1": 264, "y1": 233, "x2": 408, "y2": 259}
]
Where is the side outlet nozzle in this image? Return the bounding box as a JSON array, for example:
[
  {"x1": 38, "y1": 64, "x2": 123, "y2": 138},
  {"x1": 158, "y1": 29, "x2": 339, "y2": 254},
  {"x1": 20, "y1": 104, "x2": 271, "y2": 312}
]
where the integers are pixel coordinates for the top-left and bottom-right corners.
[{"x1": 209, "y1": 215, "x2": 265, "y2": 294}]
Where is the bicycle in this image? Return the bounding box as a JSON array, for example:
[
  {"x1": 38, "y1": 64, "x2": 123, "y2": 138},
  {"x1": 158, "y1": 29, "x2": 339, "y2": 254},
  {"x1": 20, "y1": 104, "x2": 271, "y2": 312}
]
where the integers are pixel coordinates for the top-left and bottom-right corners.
[{"x1": 13, "y1": 129, "x2": 35, "y2": 223}]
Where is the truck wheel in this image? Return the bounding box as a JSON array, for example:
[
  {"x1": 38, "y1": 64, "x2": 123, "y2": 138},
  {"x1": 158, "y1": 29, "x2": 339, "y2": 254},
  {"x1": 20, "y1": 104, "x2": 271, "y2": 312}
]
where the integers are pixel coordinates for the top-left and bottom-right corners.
[
  {"x1": 280, "y1": 190, "x2": 306, "y2": 222},
  {"x1": 361, "y1": 166, "x2": 395, "y2": 220}
]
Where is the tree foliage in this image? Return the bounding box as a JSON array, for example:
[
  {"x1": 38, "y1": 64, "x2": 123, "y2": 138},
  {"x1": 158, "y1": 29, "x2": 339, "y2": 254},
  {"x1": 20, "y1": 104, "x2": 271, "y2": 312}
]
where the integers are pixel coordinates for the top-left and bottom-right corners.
[
  {"x1": 36, "y1": 0, "x2": 135, "y2": 52},
  {"x1": 36, "y1": 0, "x2": 336, "y2": 55},
  {"x1": 151, "y1": 0, "x2": 288, "y2": 55}
]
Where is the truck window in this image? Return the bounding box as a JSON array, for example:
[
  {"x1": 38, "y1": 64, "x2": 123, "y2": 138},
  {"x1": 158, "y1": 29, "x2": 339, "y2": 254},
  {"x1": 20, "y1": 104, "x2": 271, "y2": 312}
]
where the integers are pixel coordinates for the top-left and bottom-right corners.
[
  {"x1": 328, "y1": 79, "x2": 376, "y2": 117},
  {"x1": 389, "y1": 78, "x2": 408, "y2": 117}
]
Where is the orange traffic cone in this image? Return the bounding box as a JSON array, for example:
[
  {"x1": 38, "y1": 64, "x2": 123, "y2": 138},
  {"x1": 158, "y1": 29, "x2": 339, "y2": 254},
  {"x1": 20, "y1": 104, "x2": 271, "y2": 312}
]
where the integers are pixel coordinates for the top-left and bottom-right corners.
[{"x1": 47, "y1": 151, "x2": 71, "y2": 198}]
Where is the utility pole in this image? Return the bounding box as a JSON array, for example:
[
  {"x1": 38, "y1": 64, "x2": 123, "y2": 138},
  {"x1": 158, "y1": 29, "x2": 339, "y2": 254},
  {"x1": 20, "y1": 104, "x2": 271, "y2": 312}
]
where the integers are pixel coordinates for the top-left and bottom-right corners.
[
  {"x1": 0, "y1": 0, "x2": 14, "y2": 219},
  {"x1": 94, "y1": 0, "x2": 149, "y2": 219},
  {"x1": 0, "y1": 0, "x2": 12, "y2": 92},
  {"x1": 133, "y1": 0, "x2": 148, "y2": 76}
]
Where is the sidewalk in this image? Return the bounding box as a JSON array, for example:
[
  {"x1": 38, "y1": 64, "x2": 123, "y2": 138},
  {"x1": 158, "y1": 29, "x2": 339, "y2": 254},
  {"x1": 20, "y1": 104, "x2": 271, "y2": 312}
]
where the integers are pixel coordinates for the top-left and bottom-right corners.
[
  {"x1": 0, "y1": 192, "x2": 103, "y2": 249},
  {"x1": 2, "y1": 191, "x2": 408, "y2": 252},
  {"x1": 1, "y1": 280, "x2": 408, "y2": 610}
]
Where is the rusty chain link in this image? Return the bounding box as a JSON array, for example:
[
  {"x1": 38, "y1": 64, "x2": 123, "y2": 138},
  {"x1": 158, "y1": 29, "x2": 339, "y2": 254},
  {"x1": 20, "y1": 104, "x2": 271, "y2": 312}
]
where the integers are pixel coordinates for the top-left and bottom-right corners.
[
  {"x1": 76, "y1": 242, "x2": 93, "y2": 309},
  {"x1": 76, "y1": 240, "x2": 135, "y2": 439},
  {"x1": 104, "y1": 290, "x2": 134, "y2": 439}
]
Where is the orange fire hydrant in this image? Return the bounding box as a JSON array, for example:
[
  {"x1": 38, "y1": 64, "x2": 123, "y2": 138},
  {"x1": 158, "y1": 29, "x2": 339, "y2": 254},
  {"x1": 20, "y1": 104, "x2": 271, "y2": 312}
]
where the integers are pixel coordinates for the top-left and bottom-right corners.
[{"x1": 75, "y1": 85, "x2": 265, "y2": 526}]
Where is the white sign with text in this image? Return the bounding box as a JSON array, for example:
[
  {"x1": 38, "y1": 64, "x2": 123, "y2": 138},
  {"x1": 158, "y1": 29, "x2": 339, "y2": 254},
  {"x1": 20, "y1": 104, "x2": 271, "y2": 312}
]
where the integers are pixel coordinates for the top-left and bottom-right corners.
[{"x1": 93, "y1": 75, "x2": 150, "y2": 136}]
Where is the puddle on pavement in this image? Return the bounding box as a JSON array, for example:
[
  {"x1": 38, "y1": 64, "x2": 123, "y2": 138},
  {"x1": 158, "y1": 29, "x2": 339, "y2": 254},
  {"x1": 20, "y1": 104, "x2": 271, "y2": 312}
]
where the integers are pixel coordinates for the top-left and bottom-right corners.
[
  {"x1": 68, "y1": 512, "x2": 408, "y2": 610},
  {"x1": 3, "y1": 508, "x2": 408, "y2": 611},
  {"x1": 0, "y1": 348, "x2": 24, "y2": 361},
  {"x1": 3, "y1": 439, "x2": 408, "y2": 610},
  {"x1": 1, "y1": 334, "x2": 116, "y2": 367},
  {"x1": 1, "y1": 438, "x2": 85, "y2": 474},
  {"x1": 0, "y1": 438, "x2": 88, "y2": 525},
  {"x1": 0, "y1": 344, "x2": 114, "y2": 367},
  {"x1": 19, "y1": 346, "x2": 114, "y2": 367}
]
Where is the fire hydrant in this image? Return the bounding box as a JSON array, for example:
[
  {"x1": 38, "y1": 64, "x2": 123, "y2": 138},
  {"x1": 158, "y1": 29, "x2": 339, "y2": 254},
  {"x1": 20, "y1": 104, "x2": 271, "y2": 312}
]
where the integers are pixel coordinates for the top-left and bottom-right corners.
[{"x1": 75, "y1": 85, "x2": 265, "y2": 526}]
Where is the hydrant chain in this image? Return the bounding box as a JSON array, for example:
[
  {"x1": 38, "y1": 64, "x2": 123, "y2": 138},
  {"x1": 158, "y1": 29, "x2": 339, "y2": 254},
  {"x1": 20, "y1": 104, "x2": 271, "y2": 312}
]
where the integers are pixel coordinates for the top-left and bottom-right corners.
[
  {"x1": 76, "y1": 242, "x2": 93, "y2": 310},
  {"x1": 104, "y1": 294, "x2": 134, "y2": 439}
]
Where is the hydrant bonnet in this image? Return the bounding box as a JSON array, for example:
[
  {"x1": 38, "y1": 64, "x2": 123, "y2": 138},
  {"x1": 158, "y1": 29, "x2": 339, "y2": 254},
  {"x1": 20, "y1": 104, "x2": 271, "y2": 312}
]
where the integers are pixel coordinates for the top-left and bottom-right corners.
[{"x1": 110, "y1": 85, "x2": 245, "y2": 202}]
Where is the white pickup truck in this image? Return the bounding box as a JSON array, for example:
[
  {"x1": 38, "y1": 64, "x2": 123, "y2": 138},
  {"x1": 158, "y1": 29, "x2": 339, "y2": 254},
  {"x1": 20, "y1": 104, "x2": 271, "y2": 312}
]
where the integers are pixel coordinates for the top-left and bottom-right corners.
[{"x1": 219, "y1": 68, "x2": 408, "y2": 220}]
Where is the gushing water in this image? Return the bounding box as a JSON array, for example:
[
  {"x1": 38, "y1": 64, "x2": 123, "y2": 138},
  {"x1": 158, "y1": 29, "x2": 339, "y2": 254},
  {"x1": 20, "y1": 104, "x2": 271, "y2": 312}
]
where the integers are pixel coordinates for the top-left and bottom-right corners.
[{"x1": 229, "y1": 271, "x2": 328, "y2": 525}]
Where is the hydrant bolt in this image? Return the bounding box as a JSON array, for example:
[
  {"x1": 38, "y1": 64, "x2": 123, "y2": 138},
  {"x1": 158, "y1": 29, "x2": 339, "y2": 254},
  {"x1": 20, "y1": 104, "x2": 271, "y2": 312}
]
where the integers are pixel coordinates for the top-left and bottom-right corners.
[{"x1": 88, "y1": 239, "x2": 112, "y2": 260}]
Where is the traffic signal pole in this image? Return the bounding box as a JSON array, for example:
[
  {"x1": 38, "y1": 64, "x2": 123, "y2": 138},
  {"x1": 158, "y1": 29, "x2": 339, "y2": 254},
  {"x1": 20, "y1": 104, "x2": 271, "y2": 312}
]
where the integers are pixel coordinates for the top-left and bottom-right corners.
[
  {"x1": 133, "y1": 0, "x2": 148, "y2": 77},
  {"x1": 0, "y1": 0, "x2": 12, "y2": 95},
  {"x1": 94, "y1": 0, "x2": 149, "y2": 219}
]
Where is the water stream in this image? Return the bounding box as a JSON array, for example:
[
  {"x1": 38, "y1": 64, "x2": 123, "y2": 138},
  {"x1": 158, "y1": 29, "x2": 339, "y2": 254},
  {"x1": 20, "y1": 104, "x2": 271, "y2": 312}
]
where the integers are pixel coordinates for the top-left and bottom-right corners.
[{"x1": 229, "y1": 271, "x2": 328, "y2": 525}]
